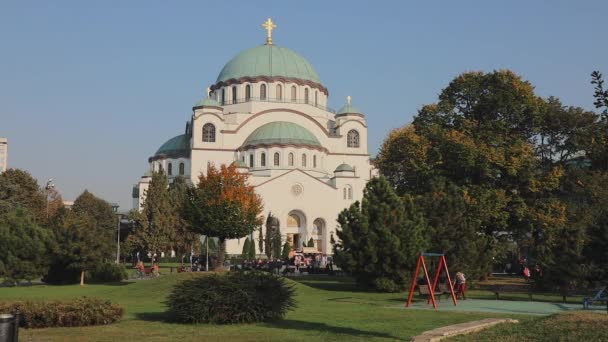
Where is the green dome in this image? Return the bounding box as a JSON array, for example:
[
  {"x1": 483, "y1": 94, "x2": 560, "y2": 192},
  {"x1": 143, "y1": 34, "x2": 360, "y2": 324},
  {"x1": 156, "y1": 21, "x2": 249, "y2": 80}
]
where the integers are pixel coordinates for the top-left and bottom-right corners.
[
  {"x1": 243, "y1": 122, "x2": 321, "y2": 147},
  {"x1": 335, "y1": 163, "x2": 354, "y2": 172},
  {"x1": 195, "y1": 97, "x2": 221, "y2": 107},
  {"x1": 337, "y1": 104, "x2": 363, "y2": 115},
  {"x1": 155, "y1": 134, "x2": 190, "y2": 156},
  {"x1": 217, "y1": 45, "x2": 321, "y2": 84}
]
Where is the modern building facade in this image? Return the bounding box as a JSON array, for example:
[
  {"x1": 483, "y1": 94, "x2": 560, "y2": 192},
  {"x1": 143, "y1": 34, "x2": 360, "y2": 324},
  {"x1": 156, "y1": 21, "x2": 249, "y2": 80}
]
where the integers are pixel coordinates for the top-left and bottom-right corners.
[
  {"x1": 133, "y1": 19, "x2": 376, "y2": 255},
  {"x1": 0, "y1": 138, "x2": 7, "y2": 172}
]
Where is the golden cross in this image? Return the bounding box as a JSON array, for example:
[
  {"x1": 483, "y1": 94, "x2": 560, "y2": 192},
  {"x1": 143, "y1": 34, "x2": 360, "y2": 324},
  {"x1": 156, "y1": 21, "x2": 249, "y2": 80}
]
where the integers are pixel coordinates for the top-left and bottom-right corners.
[
  {"x1": 347, "y1": 95, "x2": 352, "y2": 106},
  {"x1": 206, "y1": 87, "x2": 211, "y2": 97},
  {"x1": 262, "y1": 18, "x2": 277, "y2": 45}
]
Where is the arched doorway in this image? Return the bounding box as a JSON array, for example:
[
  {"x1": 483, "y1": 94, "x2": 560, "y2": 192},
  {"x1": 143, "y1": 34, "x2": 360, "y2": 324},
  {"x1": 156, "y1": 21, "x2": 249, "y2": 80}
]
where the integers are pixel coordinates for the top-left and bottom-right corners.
[
  {"x1": 312, "y1": 218, "x2": 325, "y2": 252},
  {"x1": 287, "y1": 210, "x2": 306, "y2": 250}
]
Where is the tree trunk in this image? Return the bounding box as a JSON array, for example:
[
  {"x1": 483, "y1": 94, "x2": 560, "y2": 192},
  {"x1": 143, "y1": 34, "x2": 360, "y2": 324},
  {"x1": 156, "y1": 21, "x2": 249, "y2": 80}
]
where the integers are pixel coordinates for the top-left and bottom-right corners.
[
  {"x1": 80, "y1": 270, "x2": 85, "y2": 286},
  {"x1": 216, "y1": 238, "x2": 226, "y2": 270}
]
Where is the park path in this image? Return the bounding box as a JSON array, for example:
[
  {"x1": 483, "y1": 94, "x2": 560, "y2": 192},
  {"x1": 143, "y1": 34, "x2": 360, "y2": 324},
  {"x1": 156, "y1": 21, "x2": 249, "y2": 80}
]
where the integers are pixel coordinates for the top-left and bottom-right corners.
[{"x1": 410, "y1": 318, "x2": 518, "y2": 342}]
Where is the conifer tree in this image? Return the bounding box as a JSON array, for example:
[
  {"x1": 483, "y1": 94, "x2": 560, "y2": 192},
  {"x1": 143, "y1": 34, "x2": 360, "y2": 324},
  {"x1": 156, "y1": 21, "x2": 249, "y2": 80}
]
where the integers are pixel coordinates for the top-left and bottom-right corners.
[
  {"x1": 281, "y1": 241, "x2": 291, "y2": 261},
  {"x1": 242, "y1": 238, "x2": 251, "y2": 259},
  {"x1": 170, "y1": 176, "x2": 199, "y2": 263},
  {"x1": 307, "y1": 238, "x2": 315, "y2": 248},
  {"x1": 129, "y1": 172, "x2": 175, "y2": 262},
  {"x1": 272, "y1": 224, "x2": 282, "y2": 259},
  {"x1": 248, "y1": 236, "x2": 256, "y2": 260},
  {"x1": 334, "y1": 176, "x2": 428, "y2": 292}
]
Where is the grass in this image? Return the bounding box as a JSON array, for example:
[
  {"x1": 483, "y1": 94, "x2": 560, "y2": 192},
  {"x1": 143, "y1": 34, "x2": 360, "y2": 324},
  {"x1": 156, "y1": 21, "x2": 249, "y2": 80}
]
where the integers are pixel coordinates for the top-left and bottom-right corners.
[
  {"x1": 0, "y1": 274, "x2": 526, "y2": 342},
  {"x1": 447, "y1": 311, "x2": 608, "y2": 341}
]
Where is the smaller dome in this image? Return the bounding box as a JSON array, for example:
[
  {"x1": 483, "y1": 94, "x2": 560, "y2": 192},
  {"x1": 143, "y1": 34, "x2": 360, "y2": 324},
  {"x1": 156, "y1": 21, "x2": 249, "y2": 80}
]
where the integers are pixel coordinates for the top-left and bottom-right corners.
[
  {"x1": 243, "y1": 122, "x2": 321, "y2": 148},
  {"x1": 335, "y1": 163, "x2": 354, "y2": 172},
  {"x1": 232, "y1": 160, "x2": 249, "y2": 168},
  {"x1": 337, "y1": 104, "x2": 363, "y2": 115},
  {"x1": 195, "y1": 97, "x2": 221, "y2": 107},
  {"x1": 155, "y1": 134, "x2": 190, "y2": 156}
]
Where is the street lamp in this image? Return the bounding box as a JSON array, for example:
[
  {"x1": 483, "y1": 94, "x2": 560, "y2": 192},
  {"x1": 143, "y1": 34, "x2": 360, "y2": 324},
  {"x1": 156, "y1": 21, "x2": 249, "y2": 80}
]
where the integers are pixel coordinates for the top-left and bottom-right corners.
[
  {"x1": 111, "y1": 203, "x2": 121, "y2": 264},
  {"x1": 45, "y1": 179, "x2": 55, "y2": 218}
]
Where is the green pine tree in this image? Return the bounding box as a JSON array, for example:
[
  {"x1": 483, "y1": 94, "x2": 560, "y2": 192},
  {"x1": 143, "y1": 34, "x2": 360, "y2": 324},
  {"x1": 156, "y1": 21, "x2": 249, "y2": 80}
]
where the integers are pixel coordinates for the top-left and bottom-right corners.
[
  {"x1": 334, "y1": 176, "x2": 428, "y2": 292},
  {"x1": 281, "y1": 241, "x2": 291, "y2": 260},
  {"x1": 272, "y1": 225, "x2": 282, "y2": 260},
  {"x1": 248, "y1": 236, "x2": 256, "y2": 260},
  {"x1": 307, "y1": 237, "x2": 315, "y2": 248},
  {"x1": 242, "y1": 238, "x2": 251, "y2": 259}
]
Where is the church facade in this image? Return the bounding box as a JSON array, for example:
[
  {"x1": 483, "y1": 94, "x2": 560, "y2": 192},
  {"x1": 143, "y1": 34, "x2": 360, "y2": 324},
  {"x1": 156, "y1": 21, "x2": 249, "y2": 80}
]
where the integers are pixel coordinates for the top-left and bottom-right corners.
[{"x1": 133, "y1": 19, "x2": 375, "y2": 255}]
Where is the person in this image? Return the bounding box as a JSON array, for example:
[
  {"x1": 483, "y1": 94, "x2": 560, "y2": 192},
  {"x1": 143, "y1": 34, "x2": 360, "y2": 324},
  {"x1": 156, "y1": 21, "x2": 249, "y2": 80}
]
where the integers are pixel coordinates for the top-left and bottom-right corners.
[
  {"x1": 523, "y1": 266, "x2": 531, "y2": 280},
  {"x1": 136, "y1": 260, "x2": 145, "y2": 278},
  {"x1": 455, "y1": 272, "x2": 466, "y2": 300}
]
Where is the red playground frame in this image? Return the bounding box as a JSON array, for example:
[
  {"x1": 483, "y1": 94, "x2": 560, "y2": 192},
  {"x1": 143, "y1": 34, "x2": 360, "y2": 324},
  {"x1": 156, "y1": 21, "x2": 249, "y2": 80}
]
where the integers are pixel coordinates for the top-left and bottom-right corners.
[{"x1": 405, "y1": 253, "x2": 458, "y2": 309}]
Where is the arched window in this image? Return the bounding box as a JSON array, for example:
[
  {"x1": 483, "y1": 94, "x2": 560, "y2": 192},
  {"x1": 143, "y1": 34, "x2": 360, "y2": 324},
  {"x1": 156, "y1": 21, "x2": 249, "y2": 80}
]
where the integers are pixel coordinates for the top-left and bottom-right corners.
[
  {"x1": 260, "y1": 84, "x2": 267, "y2": 100},
  {"x1": 304, "y1": 88, "x2": 309, "y2": 104},
  {"x1": 167, "y1": 162, "x2": 173, "y2": 176},
  {"x1": 249, "y1": 154, "x2": 254, "y2": 168},
  {"x1": 313, "y1": 155, "x2": 317, "y2": 168},
  {"x1": 276, "y1": 84, "x2": 282, "y2": 100},
  {"x1": 179, "y1": 162, "x2": 185, "y2": 175},
  {"x1": 315, "y1": 91, "x2": 318, "y2": 106},
  {"x1": 261, "y1": 153, "x2": 266, "y2": 167},
  {"x1": 232, "y1": 86, "x2": 237, "y2": 103},
  {"x1": 343, "y1": 187, "x2": 347, "y2": 199},
  {"x1": 202, "y1": 123, "x2": 216, "y2": 142},
  {"x1": 274, "y1": 152, "x2": 280, "y2": 166},
  {"x1": 347, "y1": 129, "x2": 360, "y2": 148},
  {"x1": 288, "y1": 153, "x2": 294, "y2": 166},
  {"x1": 302, "y1": 154, "x2": 307, "y2": 167},
  {"x1": 348, "y1": 185, "x2": 353, "y2": 199},
  {"x1": 221, "y1": 88, "x2": 225, "y2": 105},
  {"x1": 291, "y1": 86, "x2": 297, "y2": 102},
  {"x1": 245, "y1": 84, "x2": 251, "y2": 100}
]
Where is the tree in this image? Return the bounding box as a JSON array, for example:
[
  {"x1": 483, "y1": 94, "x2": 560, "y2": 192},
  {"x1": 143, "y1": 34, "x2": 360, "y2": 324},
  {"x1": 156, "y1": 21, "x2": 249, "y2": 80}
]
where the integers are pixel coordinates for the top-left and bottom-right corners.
[
  {"x1": 591, "y1": 71, "x2": 608, "y2": 115},
  {"x1": 242, "y1": 238, "x2": 251, "y2": 259},
  {"x1": 185, "y1": 163, "x2": 263, "y2": 269},
  {"x1": 248, "y1": 236, "x2": 256, "y2": 260},
  {"x1": 333, "y1": 176, "x2": 428, "y2": 292},
  {"x1": 43, "y1": 210, "x2": 112, "y2": 286},
  {"x1": 0, "y1": 208, "x2": 54, "y2": 284},
  {"x1": 264, "y1": 212, "x2": 280, "y2": 259},
  {"x1": 129, "y1": 172, "x2": 175, "y2": 261},
  {"x1": 307, "y1": 238, "x2": 315, "y2": 248},
  {"x1": 169, "y1": 176, "x2": 200, "y2": 263},
  {"x1": 281, "y1": 241, "x2": 291, "y2": 261},
  {"x1": 0, "y1": 169, "x2": 46, "y2": 223},
  {"x1": 272, "y1": 225, "x2": 282, "y2": 260}
]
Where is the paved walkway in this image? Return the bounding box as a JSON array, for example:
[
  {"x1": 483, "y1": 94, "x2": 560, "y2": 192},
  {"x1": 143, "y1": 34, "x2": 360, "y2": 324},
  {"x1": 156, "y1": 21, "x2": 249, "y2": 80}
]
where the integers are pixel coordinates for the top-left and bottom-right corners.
[
  {"x1": 393, "y1": 298, "x2": 606, "y2": 315},
  {"x1": 410, "y1": 318, "x2": 518, "y2": 342}
]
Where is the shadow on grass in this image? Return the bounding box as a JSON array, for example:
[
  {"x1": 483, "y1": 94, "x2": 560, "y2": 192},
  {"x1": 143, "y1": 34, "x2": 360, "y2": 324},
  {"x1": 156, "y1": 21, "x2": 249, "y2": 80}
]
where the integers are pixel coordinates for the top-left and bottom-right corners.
[
  {"x1": 264, "y1": 319, "x2": 401, "y2": 339},
  {"x1": 289, "y1": 275, "x2": 370, "y2": 293},
  {"x1": 134, "y1": 311, "x2": 169, "y2": 322}
]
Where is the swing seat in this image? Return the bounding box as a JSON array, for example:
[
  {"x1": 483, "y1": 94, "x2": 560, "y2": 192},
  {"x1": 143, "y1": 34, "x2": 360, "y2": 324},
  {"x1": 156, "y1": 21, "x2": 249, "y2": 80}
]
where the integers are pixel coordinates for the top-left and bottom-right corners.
[{"x1": 418, "y1": 285, "x2": 445, "y2": 299}]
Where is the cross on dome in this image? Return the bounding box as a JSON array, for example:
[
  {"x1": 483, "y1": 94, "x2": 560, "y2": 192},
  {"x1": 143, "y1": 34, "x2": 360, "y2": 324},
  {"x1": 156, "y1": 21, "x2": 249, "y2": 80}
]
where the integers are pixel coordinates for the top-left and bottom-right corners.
[{"x1": 262, "y1": 18, "x2": 277, "y2": 45}]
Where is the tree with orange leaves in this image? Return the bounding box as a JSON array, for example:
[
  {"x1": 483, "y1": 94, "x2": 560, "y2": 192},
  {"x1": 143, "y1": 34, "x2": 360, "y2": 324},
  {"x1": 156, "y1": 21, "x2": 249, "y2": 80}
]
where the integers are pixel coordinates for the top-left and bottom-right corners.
[{"x1": 185, "y1": 163, "x2": 263, "y2": 269}]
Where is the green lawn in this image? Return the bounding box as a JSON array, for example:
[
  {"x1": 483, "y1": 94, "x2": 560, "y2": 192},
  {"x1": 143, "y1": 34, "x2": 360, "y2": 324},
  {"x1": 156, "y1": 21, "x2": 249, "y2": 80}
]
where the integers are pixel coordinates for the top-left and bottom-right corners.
[
  {"x1": 447, "y1": 311, "x2": 608, "y2": 341},
  {"x1": 0, "y1": 274, "x2": 525, "y2": 342}
]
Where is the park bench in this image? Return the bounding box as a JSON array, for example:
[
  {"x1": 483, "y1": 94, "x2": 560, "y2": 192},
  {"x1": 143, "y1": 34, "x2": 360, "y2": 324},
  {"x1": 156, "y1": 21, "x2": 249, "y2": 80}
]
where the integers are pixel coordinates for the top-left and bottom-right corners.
[{"x1": 491, "y1": 284, "x2": 533, "y2": 300}]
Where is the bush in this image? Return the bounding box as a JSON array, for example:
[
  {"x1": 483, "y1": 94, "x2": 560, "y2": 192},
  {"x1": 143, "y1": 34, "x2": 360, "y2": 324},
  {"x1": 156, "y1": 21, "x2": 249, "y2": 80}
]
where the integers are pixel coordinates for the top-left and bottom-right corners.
[
  {"x1": 372, "y1": 277, "x2": 404, "y2": 293},
  {"x1": 0, "y1": 297, "x2": 123, "y2": 328},
  {"x1": 88, "y1": 263, "x2": 128, "y2": 283},
  {"x1": 167, "y1": 271, "x2": 296, "y2": 324}
]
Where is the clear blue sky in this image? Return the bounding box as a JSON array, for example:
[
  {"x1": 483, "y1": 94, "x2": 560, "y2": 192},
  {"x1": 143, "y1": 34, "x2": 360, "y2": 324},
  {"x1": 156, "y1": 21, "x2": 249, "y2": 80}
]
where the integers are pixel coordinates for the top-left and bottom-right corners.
[{"x1": 1, "y1": 1, "x2": 606, "y2": 209}]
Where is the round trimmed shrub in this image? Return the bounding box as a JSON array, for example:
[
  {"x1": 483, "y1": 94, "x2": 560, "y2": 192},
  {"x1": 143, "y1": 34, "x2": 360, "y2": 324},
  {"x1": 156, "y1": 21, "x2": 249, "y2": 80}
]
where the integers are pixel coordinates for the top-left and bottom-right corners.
[
  {"x1": 88, "y1": 263, "x2": 128, "y2": 283},
  {"x1": 0, "y1": 297, "x2": 123, "y2": 328},
  {"x1": 167, "y1": 271, "x2": 296, "y2": 324}
]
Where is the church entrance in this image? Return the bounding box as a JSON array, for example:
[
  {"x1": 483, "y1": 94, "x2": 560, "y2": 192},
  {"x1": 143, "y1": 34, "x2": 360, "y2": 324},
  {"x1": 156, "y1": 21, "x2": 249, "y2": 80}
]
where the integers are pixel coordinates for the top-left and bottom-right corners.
[
  {"x1": 287, "y1": 233, "x2": 300, "y2": 250},
  {"x1": 287, "y1": 211, "x2": 305, "y2": 250},
  {"x1": 313, "y1": 218, "x2": 325, "y2": 252}
]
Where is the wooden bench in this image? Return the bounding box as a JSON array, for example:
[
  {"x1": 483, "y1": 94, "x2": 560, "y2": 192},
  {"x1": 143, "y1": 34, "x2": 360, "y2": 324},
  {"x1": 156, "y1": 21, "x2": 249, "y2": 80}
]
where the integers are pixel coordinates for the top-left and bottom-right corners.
[{"x1": 491, "y1": 284, "x2": 533, "y2": 300}]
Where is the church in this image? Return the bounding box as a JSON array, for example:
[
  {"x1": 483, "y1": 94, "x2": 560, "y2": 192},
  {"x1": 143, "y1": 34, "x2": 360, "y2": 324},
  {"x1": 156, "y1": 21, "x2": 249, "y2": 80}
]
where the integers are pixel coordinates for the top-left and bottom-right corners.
[{"x1": 133, "y1": 19, "x2": 375, "y2": 255}]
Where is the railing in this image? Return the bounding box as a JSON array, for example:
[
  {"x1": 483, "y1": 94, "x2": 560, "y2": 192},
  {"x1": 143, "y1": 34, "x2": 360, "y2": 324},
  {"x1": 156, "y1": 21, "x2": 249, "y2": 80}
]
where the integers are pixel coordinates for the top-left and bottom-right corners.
[{"x1": 219, "y1": 97, "x2": 337, "y2": 114}]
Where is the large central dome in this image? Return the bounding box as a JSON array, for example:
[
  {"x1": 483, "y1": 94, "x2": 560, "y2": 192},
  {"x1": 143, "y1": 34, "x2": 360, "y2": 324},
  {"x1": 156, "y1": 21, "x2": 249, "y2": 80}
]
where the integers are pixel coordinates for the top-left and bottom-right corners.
[{"x1": 216, "y1": 45, "x2": 321, "y2": 84}]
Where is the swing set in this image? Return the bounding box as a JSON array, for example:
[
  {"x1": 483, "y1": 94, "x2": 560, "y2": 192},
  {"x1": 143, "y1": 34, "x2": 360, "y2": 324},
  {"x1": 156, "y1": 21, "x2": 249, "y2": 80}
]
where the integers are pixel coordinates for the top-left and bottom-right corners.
[{"x1": 406, "y1": 253, "x2": 458, "y2": 309}]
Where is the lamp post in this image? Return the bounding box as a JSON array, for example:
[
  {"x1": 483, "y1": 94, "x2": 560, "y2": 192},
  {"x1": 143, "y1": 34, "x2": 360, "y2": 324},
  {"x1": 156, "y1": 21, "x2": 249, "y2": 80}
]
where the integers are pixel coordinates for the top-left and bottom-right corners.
[
  {"x1": 45, "y1": 179, "x2": 54, "y2": 219},
  {"x1": 111, "y1": 204, "x2": 120, "y2": 264}
]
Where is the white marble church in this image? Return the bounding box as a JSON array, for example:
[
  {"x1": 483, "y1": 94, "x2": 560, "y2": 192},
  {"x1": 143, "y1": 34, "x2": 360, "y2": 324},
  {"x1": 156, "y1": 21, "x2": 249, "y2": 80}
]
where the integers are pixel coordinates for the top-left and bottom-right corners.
[{"x1": 133, "y1": 19, "x2": 375, "y2": 255}]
